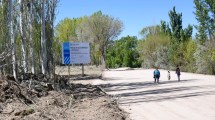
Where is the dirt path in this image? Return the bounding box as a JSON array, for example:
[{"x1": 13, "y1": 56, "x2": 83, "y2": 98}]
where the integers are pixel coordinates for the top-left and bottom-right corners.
[{"x1": 72, "y1": 69, "x2": 215, "y2": 120}]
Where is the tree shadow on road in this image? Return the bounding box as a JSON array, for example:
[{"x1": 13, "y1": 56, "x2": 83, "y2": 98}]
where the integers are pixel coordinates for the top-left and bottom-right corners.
[
  {"x1": 99, "y1": 78, "x2": 215, "y2": 105},
  {"x1": 119, "y1": 89, "x2": 215, "y2": 105},
  {"x1": 100, "y1": 79, "x2": 199, "y2": 92},
  {"x1": 102, "y1": 77, "x2": 142, "y2": 81}
]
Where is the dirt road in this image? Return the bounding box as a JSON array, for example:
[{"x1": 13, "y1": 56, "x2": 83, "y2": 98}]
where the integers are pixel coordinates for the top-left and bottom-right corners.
[{"x1": 73, "y1": 69, "x2": 215, "y2": 120}]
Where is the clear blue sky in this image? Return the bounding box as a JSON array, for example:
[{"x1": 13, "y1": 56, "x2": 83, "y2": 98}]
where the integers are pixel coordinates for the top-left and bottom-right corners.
[{"x1": 55, "y1": 0, "x2": 197, "y2": 38}]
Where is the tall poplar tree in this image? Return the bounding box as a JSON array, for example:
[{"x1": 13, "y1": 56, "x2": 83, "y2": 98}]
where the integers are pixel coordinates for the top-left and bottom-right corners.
[
  {"x1": 41, "y1": 0, "x2": 47, "y2": 74},
  {"x1": 9, "y1": 0, "x2": 17, "y2": 79},
  {"x1": 194, "y1": 0, "x2": 215, "y2": 74}
]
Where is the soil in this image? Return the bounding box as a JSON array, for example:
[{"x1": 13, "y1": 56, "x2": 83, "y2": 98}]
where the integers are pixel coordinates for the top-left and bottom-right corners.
[
  {"x1": 0, "y1": 91, "x2": 127, "y2": 120},
  {"x1": 0, "y1": 68, "x2": 129, "y2": 120}
]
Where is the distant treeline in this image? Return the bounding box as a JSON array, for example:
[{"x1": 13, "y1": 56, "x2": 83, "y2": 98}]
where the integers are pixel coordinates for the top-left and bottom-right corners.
[
  {"x1": 106, "y1": 1, "x2": 215, "y2": 75},
  {"x1": 55, "y1": 0, "x2": 215, "y2": 75}
]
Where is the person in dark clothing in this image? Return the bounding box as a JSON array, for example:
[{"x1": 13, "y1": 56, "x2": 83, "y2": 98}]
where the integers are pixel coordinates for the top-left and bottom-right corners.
[
  {"x1": 153, "y1": 68, "x2": 160, "y2": 83},
  {"x1": 176, "y1": 66, "x2": 181, "y2": 81},
  {"x1": 167, "y1": 70, "x2": 171, "y2": 80}
]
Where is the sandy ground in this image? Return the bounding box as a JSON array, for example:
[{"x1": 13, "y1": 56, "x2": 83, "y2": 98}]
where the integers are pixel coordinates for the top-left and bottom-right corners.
[{"x1": 72, "y1": 68, "x2": 215, "y2": 120}]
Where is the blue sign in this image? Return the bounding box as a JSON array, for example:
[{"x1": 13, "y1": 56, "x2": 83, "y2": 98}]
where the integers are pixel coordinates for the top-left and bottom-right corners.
[{"x1": 62, "y1": 42, "x2": 71, "y2": 64}]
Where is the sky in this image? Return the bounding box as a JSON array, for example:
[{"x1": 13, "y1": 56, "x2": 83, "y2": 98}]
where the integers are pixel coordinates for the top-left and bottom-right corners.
[{"x1": 55, "y1": 0, "x2": 197, "y2": 39}]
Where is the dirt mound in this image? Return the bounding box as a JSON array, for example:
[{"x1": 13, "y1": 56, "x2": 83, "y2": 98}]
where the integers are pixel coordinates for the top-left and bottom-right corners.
[{"x1": 0, "y1": 74, "x2": 129, "y2": 120}]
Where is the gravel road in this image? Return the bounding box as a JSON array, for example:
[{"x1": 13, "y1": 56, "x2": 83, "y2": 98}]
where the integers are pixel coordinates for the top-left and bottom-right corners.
[{"x1": 72, "y1": 68, "x2": 215, "y2": 120}]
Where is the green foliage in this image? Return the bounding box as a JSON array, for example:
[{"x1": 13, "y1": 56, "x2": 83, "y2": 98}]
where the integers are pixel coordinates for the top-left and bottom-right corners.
[
  {"x1": 139, "y1": 25, "x2": 161, "y2": 38},
  {"x1": 183, "y1": 40, "x2": 197, "y2": 72},
  {"x1": 138, "y1": 7, "x2": 195, "y2": 72},
  {"x1": 194, "y1": 0, "x2": 215, "y2": 44},
  {"x1": 161, "y1": 21, "x2": 171, "y2": 36},
  {"x1": 54, "y1": 11, "x2": 123, "y2": 67},
  {"x1": 155, "y1": 46, "x2": 171, "y2": 69},
  {"x1": 90, "y1": 44, "x2": 101, "y2": 66},
  {"x1": 192, "y1": 39, "x2": 215, "y2": 74},
  {"x1": 194, "y1": 0, "x2": 215, "y2": 74},
  {"x1": 106, "y1": 36, "x2": 141, "y2": 68},
  {"x1": 0, "y1": 0, "x2": 59, "y2": 75},
  {"x1": 138, "y1": 27, "x2": 171, "y2": 68},
  {"x1": 194, "y1": 44, "x2": 211, "y2": 74},
  {"x1": 160, "y1": 7, "x2": 193, "y2": 69},
  {"x1": 162, "y1": 7, "x2": 193, "y2": 43},
  {"x1": 212, "y1": 50, "x2": 215, "y2": 61},
  {"x1": 194, "y1": 0, "x2": 210, "y2": 44},
  {"x1": 169, "y1": 6, "x2": 183, "y2": 41},
  {"x1": 54, "y1": 17, "x2": 84, "y2": 64},
  {"x1": 79, "y1": 11, "x2": 123, "y2": 68},
  {"x1": 55, "y1": 17, "x2": 83, "y2": 42}
]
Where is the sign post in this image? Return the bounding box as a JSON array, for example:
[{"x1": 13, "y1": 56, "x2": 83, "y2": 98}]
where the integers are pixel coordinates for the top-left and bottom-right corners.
[
  {"x1": 62, "y1": 42, "x2": 90, "y2": 76},
  {"x1": 82, "y1": 63, "x2": 84, "y2": 76}
]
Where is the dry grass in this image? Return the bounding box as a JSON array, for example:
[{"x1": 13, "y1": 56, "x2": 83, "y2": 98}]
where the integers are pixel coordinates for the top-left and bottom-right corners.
[{"x1": 55, "y1": 65, "x2": 102, "y2": 76}]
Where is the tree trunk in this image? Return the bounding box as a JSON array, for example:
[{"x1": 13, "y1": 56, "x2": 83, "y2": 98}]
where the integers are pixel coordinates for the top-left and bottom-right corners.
[
  {"x1": 19, "y1": 0, "x2": 27, "y2": 73},
  {"x1": 9, "y1": 0, "x2": 17, "y2": 80},
  {"x1": 101, "y1": 46, "x2": 106, "y2": 69},
  {"x1": 47, "y1": 0, "x2": 57, "y2": 78},
  {"x1": 29, "y1": 1, "x2": 35, "y2": 74},
  {"x1": 41, "y1": 0, "x2": 47, "y2": 74}
]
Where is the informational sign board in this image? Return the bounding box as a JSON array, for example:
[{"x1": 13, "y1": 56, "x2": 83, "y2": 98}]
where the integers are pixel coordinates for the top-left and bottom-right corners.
[{"x1": 62, "y1": 42, "x2": 90, "y2": 64}]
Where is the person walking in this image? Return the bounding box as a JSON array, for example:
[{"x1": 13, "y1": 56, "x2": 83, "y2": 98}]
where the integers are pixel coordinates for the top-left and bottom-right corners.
[
  {"x1": 153, "y1": 68, "x2": 160, "y2": 83},
  {"x1": 167, "y1": 70, "x2": 171, "y2": 80},
  {"x1": 176, "y1": 66, "x2": 181, "y2": 81}
]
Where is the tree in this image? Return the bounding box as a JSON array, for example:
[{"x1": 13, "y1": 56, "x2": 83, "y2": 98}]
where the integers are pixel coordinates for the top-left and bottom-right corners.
[
  {"x1": 183, "y1": 39, "x2": 197, "y2": 72},
  {"x1": 194, "y1": 0, "x2": 215, "y2": 74},
  {"x1": 106, "y1": 36, "x2": 141, "y2": 68},
  {"x1": 54, "y1": 17, "x2": 83, "y2": 65},
  {"x1": 0, "y1": 0, "x2": 58, "y2": 78},
  {"x1": 9, "y1": 0, "x2": 16, "y2": 79},
  {"x1": 55, "y1": 18, "x2": 83, "y2": 42},
  {"x1": 163, "y1": 7, "x2": 193, "y2": 42},
  {"x1": 80, "y1": 11, "x2": 123, "y2": 69},
  {"x1": 45, "y1": 0, "x2": 58, "y2": 77},
  {"x1": 139, "y1": 25, "x2": 161, "y2": 38},
  {"x1": 138, "y1": 25, "x2": 171, "y2": 68},
  {"x1": 19, "y1": 0, "x2": 27, "y2": 73},
  {"x1": 194, "y1": 0, "x2": 215, "y2": 43},
  {"x1": 194, "y1": 0, "x2": 210, "y2": 44},
  {"x1": 155, "y1": 46, "x2": 171, "y2": 69},
  {"x1": 169, "y1": 7, "x2": 183, "y2": 42},
  {"x1": 161, "y1": 7, "x2": 193, "y2": 67},
  {"x1": 161, "y1": 21, "x2": 171, "y2": 36},
  {"x1": 41, "y1": 0, "x2": 47, "y2": 74},
  {"x1": 29, "y1": 0, "x2": 35, "y2": 74}
]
